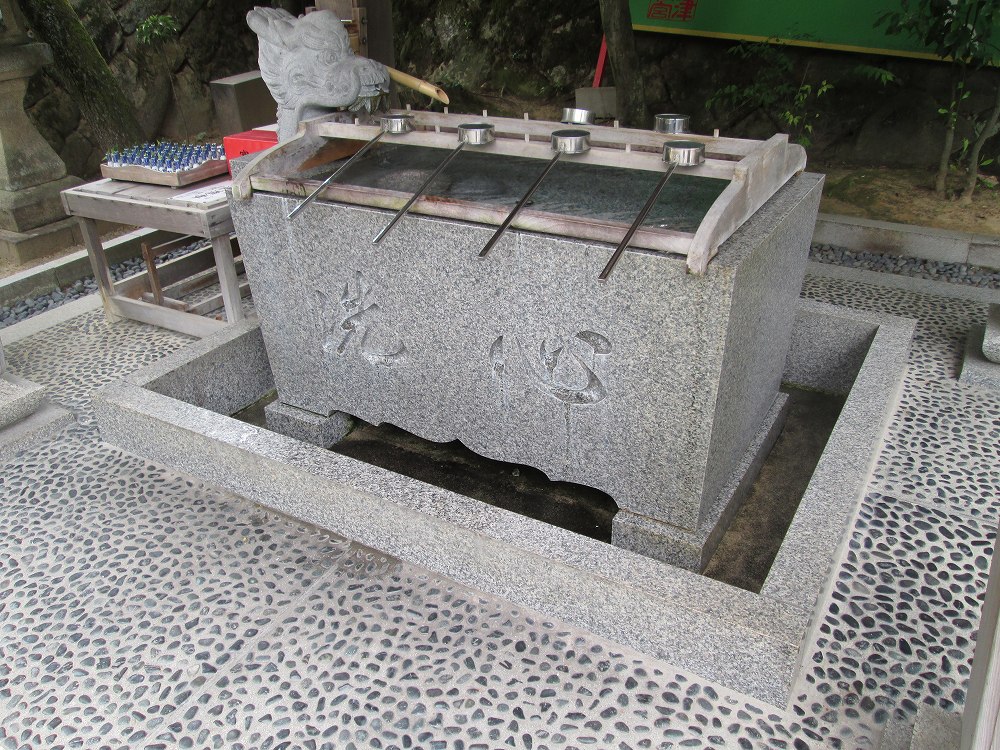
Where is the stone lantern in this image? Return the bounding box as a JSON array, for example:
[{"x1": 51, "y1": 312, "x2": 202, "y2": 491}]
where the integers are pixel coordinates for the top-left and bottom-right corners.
[{"x1": 0, "y1": 0, "x2": 82, "y2": 264}]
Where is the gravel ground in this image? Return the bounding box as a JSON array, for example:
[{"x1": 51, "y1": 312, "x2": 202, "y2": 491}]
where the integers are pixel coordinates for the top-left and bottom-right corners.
[
  {"x1": 809, "y1": 243, "x2": 1000, "y2": 289},
  {"x1": 1, "y1": 240, "x2": 997, "y2": 329},
  {"x1": 0, "y1": 241, "x2": 205, "y2": 328}
]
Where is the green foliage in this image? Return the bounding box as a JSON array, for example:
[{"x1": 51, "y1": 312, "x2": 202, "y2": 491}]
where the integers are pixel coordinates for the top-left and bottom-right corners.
[
  {"x1": 937, "y1": 81, "x2": 971, "y2": 128},
  {"x1": 850, "y1": 64, "x2": 898, "y2": 86},
  {"x1": 705, "y1": 40, "x2": 793, "y2": 116},
  {"x1": 136, "y1": 14, "x2": 179, "y2": 47},
  {"x1": 876, "y1": 0, "x2": 1000, "y2": 199},
  {"x1": 876, "y1": 0, "x2": 1000, "y2": 68},
  {"x1": 706, "y1": 40, "x2": 832, "y2": 148},
  {"x1": 960, "y1": 136, "x2": 997, "y2": 168},
  {"x1": 779, "y1": 80, "x2": 833, "y2": 149},
  {"x1": 978, "y1": 170, "x2": 998, "y2": 190}
]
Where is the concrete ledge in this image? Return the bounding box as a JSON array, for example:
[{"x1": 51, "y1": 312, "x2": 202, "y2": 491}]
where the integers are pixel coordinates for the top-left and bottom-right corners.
[
  {"x1": 0, "y1": 217, "x2": 80, "y2": 266},
  {"x1": 0, "y1": 373, "x2": 45, "y2": 428},
  {"x1": 93, "y1": 298, "x2": 913, "y2": 707},
  {"x1": 806, "y1": 260, "x2": 1000, "y2": 304},
  {"x1": 95, "y1": 373, "x2": 809, "y2": 706},
  {"x1": 815, "y1": 213, "x2": 1000, "y2": 270},
  {"x1": 0, "y1": 400, "x2": 73, "y2": 462},
  {"x1": 210, "y1": 70, "x2": 277, "y2": 134},
  {"x1": 984, "y1": 304, "x2": 1000, "y2": 363},
  {"x1": 783, "y1": 300, "x2": 878, "y2": 395},
  {"x1": 265, "y1": 400, "x2": 353, "y2": 449},
  {"x1": 127, "y1": 317, "x2": 273, "y2": 417},
  {"x1": 960, "y1": 326, "x2": 1000, "y2": 392},
  {"x1": 574, "y1": 86, "x2": 618, "y2": 118},
  {"x1": 0, "y1": 294, "x2": 102, "y2": 343},
  {"x1": 765, "y1": 307, "x2": 914, "y2": 704},
  {"x1": 909, "y1": 705, "x2": 961, "y2": 750},
  {"x1": 763, "y1": 305, "x2": 913, "y2": 611}
]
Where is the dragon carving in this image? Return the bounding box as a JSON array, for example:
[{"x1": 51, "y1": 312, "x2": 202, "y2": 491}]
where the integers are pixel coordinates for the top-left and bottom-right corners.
[{"x1": 247, "y1": 7, "x2": 390, "y2": 141}]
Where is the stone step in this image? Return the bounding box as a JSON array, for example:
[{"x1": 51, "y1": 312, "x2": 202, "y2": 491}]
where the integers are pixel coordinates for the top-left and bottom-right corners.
[
  {"x1": 0, "y1": 373, "x2": 45, "y2": 429},
  {"x1": 984, "y1": 303, "x2": 1000, "y2": 363},
  {"x1": 906, "y1": 705, "x2": 961, "y2": 750}
]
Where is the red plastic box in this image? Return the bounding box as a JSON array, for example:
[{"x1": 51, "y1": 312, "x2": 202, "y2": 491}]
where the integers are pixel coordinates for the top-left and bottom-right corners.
[{"x1": 223, "y1": 129, "x2": 278, "y2": 174}]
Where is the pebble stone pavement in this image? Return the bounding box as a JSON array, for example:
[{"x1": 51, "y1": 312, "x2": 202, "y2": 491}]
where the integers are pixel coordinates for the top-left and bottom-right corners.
[{"x1": 0, "y1": 259, "x2": 997, "y2": 749}]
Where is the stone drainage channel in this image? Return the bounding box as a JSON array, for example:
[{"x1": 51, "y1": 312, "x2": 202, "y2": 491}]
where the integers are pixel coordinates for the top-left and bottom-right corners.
[
  {"x1": 232, "y1": 385, "x2": 844, "y2": 594},
  {"x1": 92, "y1": 296, "x2": 914, "y2": 708}
]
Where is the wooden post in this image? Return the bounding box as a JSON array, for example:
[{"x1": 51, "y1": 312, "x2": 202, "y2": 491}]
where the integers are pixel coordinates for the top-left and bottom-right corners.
[
  {"x1": 77, "y1": 217, "x2": 121, "y2": 323},
  {"x1": 141, "y1": 241, "x2": 165, "y2": 306},
  {"x1": 211, "y1": 235, "x2": 245, "y2": 323}
]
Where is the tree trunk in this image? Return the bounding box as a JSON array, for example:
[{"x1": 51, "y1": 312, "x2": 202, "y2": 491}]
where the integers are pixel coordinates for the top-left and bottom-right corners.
[
  {"x1": 935, "y1": 77, "x2": 959, "y2": 197},
  {"x1": 960, "y1": 82, "x2": 1000, "y2": 205},
  {"x1": 935, "y1": 122, "x2": 956, "y2": 197},
  {"x1": 17, "y1": 0, "x2": 144, "y2": 150},
  {"x1": 597, "y1": 0, "x2": 649, "y2": 128}
]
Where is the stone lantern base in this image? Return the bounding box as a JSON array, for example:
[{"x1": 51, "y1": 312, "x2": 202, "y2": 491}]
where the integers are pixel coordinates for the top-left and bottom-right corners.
[{"x1": 0, "y1": 34, "x2": 83, "y2": 264}]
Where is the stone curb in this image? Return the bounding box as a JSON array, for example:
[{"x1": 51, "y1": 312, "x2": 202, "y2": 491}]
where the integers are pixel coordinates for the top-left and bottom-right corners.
[
  {"x1": 815, "y1": 213, "x2": 1000, "y2": 270},
  {"x1": 0, "y1": 227, "x2": 176, "y2": 307},
  {"x1": 806, "y1": 260, "x2": 1000, "y2": 304},
  {"x1": 0, "y1": 400, "x2": 74, "y2": 463},
  {"x1": 0, "y1": 294, "x2": 103, "y2": 345},
  {"x1": 0, "y1": 373, "x2": 45, "y2": 429},
  {"x1": 92, "y1": 299, "x2": 913, "y2": 707}
]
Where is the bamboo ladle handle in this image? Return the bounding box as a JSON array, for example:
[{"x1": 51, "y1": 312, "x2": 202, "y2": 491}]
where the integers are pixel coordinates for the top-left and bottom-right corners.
[{"x1": 386, "y1": 66, "x2": 450, "y2": 105}]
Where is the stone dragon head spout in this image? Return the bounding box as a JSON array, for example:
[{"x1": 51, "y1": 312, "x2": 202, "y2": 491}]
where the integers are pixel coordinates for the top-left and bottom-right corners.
[{"x1": 247, "y1": 7, "x2": 390, "y2": 141}]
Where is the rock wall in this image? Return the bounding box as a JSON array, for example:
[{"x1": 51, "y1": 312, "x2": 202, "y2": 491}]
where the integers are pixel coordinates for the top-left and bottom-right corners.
[
  {"x1": 24, "y1": 0, "x2": 264, "y2": 178},
  {"x1": 392, "y1": 0, "x2": 999, "y2": 170},
  {"x1": 21, "y1": 0, "x2": 999, "y2": 177},
  {"x1": 392, "y1": 0, "x2": 602, "y2": 111},
  {"x1": 635, "y1": 33, "x2": 1000, "y2": 170}
]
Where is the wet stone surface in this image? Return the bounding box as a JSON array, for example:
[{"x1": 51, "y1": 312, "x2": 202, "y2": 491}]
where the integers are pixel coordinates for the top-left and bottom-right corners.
[{"x1": 303, "y1": 143, "x2": 729, "y2": 233}]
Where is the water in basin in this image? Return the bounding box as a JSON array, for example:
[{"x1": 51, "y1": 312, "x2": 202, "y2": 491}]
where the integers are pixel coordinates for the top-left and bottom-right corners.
[{"x1": 296, "y1": 142, "x2": 729, "y2": 234}]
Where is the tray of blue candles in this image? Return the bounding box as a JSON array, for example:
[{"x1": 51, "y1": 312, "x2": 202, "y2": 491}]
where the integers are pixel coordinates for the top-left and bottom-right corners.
[{"x1": 101, "y1": 142, "x2": 228, "y2": 187}]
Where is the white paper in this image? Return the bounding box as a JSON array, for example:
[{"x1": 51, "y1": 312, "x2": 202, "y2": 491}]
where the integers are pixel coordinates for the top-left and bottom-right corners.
[{"x1": 168, "y1": 180, "x2": 232, "y2": 205}]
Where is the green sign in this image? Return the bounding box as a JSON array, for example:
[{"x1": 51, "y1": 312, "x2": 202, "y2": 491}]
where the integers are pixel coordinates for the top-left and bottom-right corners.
[{"x1": 630, "y1": 0, "x2": 974, "y2": 60}]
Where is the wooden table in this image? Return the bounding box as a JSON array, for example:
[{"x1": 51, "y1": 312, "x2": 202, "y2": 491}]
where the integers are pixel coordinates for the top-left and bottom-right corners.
[{"x1": 61, "y1": 177, "x2": 244, "y2": 338}]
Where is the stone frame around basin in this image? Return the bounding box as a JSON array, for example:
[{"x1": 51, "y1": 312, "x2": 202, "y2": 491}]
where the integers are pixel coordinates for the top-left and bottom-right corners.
[{"x1": 92, "y1": 298, "x2": 914, "y2": 707}]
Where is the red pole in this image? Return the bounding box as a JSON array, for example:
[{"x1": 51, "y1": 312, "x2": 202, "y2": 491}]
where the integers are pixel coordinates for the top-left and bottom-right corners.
[{"x1": 593, "y1": 36, "x2": 608, "y2": 88}]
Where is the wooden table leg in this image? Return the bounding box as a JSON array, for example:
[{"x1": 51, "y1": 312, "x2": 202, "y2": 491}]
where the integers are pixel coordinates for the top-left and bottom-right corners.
[
  {"x1": 77, "y1": 217, "x2": 122, "y2": 322},
  {"x1": 141, "y1": 241, "x2": 165, "y2": 307},
  {"x1": 211, "y1": 234, "x2": 245, "y2": 323}
]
